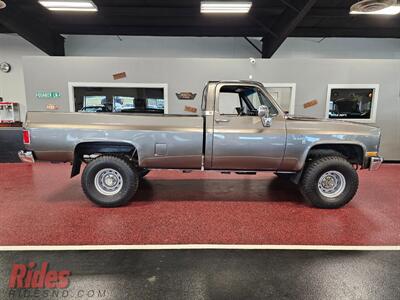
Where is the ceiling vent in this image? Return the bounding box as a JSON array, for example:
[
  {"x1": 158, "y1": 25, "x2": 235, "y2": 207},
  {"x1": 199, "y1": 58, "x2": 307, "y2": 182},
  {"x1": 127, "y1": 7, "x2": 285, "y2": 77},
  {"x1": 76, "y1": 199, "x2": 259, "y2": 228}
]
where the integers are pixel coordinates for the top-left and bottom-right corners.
[
  {"x1": 0, "y1": 1, "x2": 6, "y2": 10},
  {"x1": 350, "y1": 0, "x2": 396, "y2": 13}
]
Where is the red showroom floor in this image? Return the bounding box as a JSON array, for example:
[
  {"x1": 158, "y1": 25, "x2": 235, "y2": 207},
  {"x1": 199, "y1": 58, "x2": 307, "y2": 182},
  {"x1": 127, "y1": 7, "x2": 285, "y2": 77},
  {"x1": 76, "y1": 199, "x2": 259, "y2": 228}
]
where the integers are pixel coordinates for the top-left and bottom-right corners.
[{"x1": 0, "y1": 163, "x2": 399, "y2": 246}]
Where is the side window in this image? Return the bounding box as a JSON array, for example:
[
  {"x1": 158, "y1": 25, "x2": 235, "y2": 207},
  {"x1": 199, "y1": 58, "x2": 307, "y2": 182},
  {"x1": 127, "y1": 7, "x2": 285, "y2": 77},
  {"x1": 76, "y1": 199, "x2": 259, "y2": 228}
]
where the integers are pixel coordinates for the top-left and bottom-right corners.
[
  {"x1": 219, "y1": 92, "x2": 241, "y2": 115},
  {"x1": 247, "y1": 90, "x2": 262, "y2": 108}
]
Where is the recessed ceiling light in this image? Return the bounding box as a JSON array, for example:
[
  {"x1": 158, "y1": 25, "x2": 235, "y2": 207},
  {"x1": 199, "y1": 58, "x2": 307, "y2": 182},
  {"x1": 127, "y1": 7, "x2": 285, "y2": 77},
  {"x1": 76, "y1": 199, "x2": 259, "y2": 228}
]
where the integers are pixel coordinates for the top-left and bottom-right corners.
[
  {"x1": 201, "y1": 1, "x2": 252, "y2": 14},
  {"x1": 350, "y1": 0, "x2": 400, "y2": 15},
  {"x1": 350, "y1": 5, "x2": 400, "y2": 14},
  {"x1": 39, "y1": 0, "x2": 97, "y2": 12}
]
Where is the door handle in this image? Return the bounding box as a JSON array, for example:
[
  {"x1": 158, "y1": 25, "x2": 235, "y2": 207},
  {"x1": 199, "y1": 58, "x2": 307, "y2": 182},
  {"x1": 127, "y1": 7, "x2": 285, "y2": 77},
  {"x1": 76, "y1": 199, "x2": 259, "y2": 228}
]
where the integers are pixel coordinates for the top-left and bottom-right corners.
[{"x1": 215, "y1": 118, "x2": 230, "y2": 123}]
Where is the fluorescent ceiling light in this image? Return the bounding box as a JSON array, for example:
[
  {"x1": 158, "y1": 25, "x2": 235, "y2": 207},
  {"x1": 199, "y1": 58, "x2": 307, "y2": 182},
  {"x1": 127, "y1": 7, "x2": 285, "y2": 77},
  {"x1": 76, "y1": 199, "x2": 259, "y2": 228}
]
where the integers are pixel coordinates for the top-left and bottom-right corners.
[
  {"x1": 350, "y1": 5, "x2": 400, "y2": 15},
  {"x1": 39, "y1": 1, "x2": 94, "y2": 8},
  {"x1": 201, "y1": 1, "x2": 252, "y2": 13},
  {"x1": 48, "y1": 7, "x2": 97, "y2": 11},
  {"x1": 39, "y1": 1, "x2": 97, "y2": 12}
]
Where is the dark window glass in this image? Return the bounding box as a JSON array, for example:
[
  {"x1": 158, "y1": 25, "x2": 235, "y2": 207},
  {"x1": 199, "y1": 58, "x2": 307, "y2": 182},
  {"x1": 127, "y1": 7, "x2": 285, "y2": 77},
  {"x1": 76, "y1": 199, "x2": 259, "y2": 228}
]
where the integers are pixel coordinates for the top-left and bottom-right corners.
[
  {"x1": 113, "y1": 96, "x2": 135, "y2": 112},
  {"x1": 74, "y1": 87, "x2": 165, "y2": 114},
  {"x1": 329, "y1": 88, "x2": 374, "y2": 119}
]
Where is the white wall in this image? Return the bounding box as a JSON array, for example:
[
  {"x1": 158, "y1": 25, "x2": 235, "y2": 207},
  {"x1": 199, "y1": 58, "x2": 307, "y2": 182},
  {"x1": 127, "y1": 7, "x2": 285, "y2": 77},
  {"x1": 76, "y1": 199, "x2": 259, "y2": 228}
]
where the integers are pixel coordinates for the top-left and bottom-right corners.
[
  {"x1": 0, "y1": 34, "x2": 46, "y2": 121},
  {"x1": 22, "y1": 57, "x2": 400, "y2": 160},
  {"x1": 65, "y1": 35, "x2": 400, "y2": 59}
]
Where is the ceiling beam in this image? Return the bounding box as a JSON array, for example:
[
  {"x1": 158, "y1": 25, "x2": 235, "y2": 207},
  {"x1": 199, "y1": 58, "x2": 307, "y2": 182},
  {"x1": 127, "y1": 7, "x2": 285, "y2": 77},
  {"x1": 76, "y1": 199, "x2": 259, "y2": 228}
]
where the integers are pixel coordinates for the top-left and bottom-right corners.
[
  {"x1": 0, "y1": 4, "x2": 65, "y2": 56},
  {"x1": 52, "y1": 25, "x2": 266, "y2": 36},
  {"x1": 244, "y1": 37, "x2": 262, "y2": 54},
  {"x1": 277, "y1": 0, "x2": 300, "y2": 12},
  {"x1": 292, "y1": 27, "x2": 400, "y2": 38},
  {"x1": 262, "y1": 0, "x2": 318, "y2": 58},
  {"x1": 48, "y1": 23, "x2": 400, "y2": 38}
]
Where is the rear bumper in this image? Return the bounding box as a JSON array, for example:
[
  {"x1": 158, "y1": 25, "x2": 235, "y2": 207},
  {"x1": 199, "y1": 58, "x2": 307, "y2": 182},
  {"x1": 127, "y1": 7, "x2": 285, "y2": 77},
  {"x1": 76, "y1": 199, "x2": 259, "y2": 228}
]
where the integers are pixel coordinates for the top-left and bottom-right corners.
[
  {"x1": 18, "y1": 150, "x2": 35, "y2": 163},
  {"x1": 369, "y1": 156, "x2": 383, "y2": 171}
]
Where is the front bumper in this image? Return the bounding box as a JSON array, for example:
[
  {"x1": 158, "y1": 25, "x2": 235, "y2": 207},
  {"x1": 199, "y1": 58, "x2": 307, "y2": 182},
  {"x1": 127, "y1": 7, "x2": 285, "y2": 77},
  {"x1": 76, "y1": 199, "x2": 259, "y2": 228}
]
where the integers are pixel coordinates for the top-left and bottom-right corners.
[
  {"x1": 369, "y1": 156, "x2": 383, "y2": 171},
  {"x1": 18, "y1": 150, "x2": 35, "y2": 163}
]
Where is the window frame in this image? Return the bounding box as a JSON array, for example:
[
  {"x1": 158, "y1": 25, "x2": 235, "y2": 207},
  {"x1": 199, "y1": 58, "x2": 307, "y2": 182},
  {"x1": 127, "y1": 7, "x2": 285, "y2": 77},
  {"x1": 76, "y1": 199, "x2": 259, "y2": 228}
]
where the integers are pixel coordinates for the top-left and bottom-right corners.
[
  {"x1": 325, "y1": 84, "x2": 380, "y2": 123},
  {"x1": 215, "y1": 83, "x2": 282, "y2": 118},
  {"x1": 263, "y1": 83, "x2": 296, "y2": 115},
  {"x1": 68, "y1": 82, "x2": 168, "y2": 114}
]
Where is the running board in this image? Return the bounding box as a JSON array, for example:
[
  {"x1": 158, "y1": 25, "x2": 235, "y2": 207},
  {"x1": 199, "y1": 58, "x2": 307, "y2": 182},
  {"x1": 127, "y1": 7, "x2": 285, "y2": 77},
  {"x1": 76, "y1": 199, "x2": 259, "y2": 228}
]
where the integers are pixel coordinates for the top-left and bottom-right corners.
[
  {"x1": 235, "y1": 172, "x2": 257, "y2": 175},
  {"x1": 220, "y1": 171, "x2": 257, "y2": 175}
]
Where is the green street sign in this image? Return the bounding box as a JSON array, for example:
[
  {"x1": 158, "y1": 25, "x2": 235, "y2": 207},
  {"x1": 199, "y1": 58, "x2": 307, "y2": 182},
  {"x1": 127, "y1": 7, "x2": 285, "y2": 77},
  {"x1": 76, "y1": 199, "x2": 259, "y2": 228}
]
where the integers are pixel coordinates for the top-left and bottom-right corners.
[{"x1": 36, "y1": 91, "x2": 61, "y2": 99}]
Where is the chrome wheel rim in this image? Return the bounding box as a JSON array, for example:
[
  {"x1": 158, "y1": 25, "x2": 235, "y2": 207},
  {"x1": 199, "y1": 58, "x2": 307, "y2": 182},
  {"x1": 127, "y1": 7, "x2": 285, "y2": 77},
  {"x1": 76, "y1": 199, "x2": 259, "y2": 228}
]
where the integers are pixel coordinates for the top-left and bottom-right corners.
[
  {"x1": 94, "y1": 168, "x2": 123, "y2": 196},
  {"x1": 318, "y1": 171, "x2": 346, "y2": 198}
]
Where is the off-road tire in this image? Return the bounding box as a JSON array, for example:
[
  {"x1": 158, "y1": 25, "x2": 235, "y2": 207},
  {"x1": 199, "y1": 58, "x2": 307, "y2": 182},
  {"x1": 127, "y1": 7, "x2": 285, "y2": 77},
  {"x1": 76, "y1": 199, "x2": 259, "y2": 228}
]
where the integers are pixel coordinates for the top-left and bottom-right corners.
[
  {"x1": 300, "y1": 156, "x2": 359, "y2": 208},
  {"x1": 81, "y1": 155, "x2": 139, "y2": 207}
]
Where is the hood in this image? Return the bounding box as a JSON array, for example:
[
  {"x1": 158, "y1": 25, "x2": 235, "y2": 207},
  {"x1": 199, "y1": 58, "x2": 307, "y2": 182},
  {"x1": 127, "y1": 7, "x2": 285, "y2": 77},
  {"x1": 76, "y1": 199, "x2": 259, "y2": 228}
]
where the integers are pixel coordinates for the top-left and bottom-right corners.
[
  {"x1": 286, "y1": 115, "x2": 379, "y2": 129},
  {"x1": 285, "y1": 115, "x2": 382, "y2": 154}
]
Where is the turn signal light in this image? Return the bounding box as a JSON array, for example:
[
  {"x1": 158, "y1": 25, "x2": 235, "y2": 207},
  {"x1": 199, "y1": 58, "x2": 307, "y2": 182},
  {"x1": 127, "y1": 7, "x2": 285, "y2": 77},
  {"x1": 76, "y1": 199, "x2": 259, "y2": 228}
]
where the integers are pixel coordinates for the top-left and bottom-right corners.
[
  {"x1": 23, "y1": 130, "x2": 31, "y2": 145},
  {"x1": 367, "y1": 151, "x2": 378, "y2": 157}
]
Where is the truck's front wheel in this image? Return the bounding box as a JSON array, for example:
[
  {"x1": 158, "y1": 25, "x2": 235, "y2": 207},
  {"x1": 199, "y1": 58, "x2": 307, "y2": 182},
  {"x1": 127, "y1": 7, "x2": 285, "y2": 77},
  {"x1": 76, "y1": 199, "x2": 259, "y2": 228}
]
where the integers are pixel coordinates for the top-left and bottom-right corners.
[
  {"x1": 300, "y1": 156, "x2": 359, "y2": 208},
  {"x1": 81, "y1": 156, "x2": 139, "y2": 207}
]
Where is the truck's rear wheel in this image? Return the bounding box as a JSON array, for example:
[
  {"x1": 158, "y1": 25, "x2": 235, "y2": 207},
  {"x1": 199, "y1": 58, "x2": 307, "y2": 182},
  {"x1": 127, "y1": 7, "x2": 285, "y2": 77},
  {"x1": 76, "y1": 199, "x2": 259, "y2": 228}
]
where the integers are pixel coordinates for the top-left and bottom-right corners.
[
  {"x1": 81, "y1": 156, "x2": 139, "y2": 207},
  {"x1": 300, "y1": 156, "x2": 358, "y2": 209}
]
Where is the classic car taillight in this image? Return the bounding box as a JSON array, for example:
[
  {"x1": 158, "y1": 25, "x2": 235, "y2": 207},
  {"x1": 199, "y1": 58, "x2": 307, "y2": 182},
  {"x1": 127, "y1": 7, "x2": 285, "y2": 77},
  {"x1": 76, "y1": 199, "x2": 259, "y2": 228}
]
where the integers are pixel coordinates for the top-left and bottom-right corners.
[{"x1": 23, "y1": 130, "x2": 30, "y2": 144}]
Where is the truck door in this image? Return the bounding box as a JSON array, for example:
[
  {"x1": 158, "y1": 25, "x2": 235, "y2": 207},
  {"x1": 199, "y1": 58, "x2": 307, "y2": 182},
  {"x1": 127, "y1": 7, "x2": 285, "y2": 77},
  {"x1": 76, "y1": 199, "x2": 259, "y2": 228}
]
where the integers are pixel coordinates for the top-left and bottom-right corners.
[{"x1": 211, "y1": 83, "x2": 286, "y2": 170}]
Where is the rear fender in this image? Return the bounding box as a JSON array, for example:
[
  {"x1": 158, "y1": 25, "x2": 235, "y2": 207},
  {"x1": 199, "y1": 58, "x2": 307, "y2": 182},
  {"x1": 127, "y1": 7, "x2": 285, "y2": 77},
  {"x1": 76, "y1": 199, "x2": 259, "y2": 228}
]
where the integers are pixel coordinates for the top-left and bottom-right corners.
[{"x1": 71, "y1": 142, "x2": 137, "y2": 177}]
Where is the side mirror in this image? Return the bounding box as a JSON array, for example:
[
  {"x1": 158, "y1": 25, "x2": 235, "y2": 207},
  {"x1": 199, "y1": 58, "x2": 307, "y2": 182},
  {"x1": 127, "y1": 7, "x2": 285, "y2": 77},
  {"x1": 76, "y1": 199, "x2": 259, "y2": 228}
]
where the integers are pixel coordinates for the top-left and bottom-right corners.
[{"x1": 258, "y1": 105, "x2": 272, "y2": 127}]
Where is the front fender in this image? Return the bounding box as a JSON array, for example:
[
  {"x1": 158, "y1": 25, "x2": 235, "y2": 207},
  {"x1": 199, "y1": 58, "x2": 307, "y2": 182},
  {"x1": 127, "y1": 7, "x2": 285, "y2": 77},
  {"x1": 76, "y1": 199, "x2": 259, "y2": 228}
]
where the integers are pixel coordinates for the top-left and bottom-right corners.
[{"x1": 280, "y1": 139, "x2": 367, "y2": 171}]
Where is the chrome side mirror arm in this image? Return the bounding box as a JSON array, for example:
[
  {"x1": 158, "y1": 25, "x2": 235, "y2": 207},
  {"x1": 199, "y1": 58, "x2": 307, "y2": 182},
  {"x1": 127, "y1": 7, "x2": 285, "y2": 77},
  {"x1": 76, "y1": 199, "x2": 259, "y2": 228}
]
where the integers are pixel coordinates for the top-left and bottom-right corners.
[{"x1": 261, "y1": 116, "x2": 272, "y2": 127}]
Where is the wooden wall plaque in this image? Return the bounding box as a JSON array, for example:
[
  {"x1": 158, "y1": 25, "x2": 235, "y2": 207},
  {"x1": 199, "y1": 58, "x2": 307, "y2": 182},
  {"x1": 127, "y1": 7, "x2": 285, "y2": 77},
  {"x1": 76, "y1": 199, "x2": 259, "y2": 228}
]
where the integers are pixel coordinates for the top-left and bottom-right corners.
[
  {"x1": 184, "y1": 106, "x2": 197, "y2": 113},
  {"x1": 113, "y1": 72, "x2": 127, "y2": 80},
  {"x1": 303, "y1": 99, "x2": 318, "y2": 109}
]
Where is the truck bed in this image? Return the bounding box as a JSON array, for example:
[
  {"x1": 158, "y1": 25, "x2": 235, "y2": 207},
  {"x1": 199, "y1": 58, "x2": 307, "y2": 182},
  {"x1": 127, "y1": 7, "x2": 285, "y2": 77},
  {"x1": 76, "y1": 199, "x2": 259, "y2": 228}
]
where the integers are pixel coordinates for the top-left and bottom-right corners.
[{"x1": 25, "y1": 112, "x2": 204, "y2": 169}]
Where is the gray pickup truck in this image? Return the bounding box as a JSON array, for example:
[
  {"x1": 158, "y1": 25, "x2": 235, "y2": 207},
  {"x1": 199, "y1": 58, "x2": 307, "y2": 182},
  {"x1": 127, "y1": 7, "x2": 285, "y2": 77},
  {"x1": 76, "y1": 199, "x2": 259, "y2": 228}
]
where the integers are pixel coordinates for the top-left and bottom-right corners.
[{"x1": 19, "y1": 80, "x2": 383, "y2": 208}]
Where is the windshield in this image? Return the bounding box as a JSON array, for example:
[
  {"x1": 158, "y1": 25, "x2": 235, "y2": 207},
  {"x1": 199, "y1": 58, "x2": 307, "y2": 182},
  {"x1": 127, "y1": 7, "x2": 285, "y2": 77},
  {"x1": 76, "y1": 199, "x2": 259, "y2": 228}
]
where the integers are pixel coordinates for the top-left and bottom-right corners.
[{"x1": 246, "y1": 88, "x2": 279, "y2": 116}]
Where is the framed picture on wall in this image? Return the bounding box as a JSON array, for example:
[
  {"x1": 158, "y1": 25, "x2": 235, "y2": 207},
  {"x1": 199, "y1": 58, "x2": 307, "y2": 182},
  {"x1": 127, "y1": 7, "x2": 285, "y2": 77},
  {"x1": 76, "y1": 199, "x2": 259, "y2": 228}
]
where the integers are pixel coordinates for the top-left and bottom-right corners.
[
  {"x1": 263, "y1": 83, "x2": 296, "y2": 115},
  {"x1": 325, "y1": 84, "x2": 379, "y2": 123}
]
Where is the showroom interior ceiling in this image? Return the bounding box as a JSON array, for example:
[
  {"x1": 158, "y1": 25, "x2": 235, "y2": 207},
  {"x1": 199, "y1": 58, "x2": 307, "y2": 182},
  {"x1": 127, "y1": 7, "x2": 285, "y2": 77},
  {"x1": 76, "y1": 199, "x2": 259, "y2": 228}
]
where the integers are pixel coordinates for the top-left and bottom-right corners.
[{"x1": 0, "y1": 0, "x2": 399, "y2": 57}]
